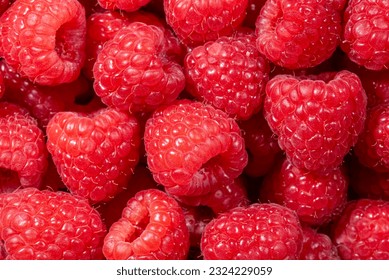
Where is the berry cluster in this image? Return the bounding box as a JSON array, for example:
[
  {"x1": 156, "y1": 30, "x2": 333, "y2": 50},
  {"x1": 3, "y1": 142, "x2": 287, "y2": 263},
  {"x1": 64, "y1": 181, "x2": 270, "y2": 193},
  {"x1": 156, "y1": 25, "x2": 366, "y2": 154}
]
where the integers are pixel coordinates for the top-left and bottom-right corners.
[{"x1": 0, "y1": 0, "x2": 388, "y2": 260}]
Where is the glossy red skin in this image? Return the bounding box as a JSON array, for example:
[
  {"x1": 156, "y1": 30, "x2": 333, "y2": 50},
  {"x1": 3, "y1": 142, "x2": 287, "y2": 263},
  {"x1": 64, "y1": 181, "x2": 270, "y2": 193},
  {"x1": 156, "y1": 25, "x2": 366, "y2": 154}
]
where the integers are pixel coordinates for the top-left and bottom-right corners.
[
  {"x1": 300, "y1": 227, "x2": 340, "y2": 260},
  {"x1": 103, "y1": 189, "x2": 190, "y2": 260},
  {"x1": 0, "y1": 188, "x2": 107, "y2": 259}
]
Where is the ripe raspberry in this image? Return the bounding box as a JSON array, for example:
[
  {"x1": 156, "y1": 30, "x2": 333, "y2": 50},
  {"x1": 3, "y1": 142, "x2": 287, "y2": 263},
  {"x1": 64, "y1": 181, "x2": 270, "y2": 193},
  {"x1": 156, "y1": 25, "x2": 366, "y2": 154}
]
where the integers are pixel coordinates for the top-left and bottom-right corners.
[
  {"x1": 164, "y1": 0, "x2": 248, "y2": 47},
  {"x1": 349, "y1": 159, "x2": 389, "y2": 200},
  {"x1": 182, "y1": 205, "x2": 214, "y2": 248},
  {"x1": 263, "y1": 71, "x2": 367, "y2": 172},
  {"x1": 0, "y1": 102, "x2": 48, "y2": 190},
  {"x1": 93, "y1": 21, "x2": 185, "y2": 113},
  {"x1": 144, "y1": 100, "x2": 248, "y2": 196},
  {"x1": 0, "y1": 0, "x2": 86, "y2": 85},
  {"x1": 103, "y1": 189, "x2": 189, "y2": 259},
  {"x1": 331, "y1": 199, "x2": 389, "y2": 259},
  {"x1": 354, "y1": 104, "x2": 389, "y2": 173},
  {"x1": 255, "y1": 0, "x2": 346, "y2": 69},
  {"x1": 98, "y1": 0, "x2": 150, "y2": 12},
  {"x1": 201, "y1": 203, "x2": 303, "y2": 259},
  {"x1": 98, "y1": 164, "x2": 159, "y2": 229},
  {"x1": 239, "y1": 112, "x2": 282, "y2": 177},
  {"x1": 0, "y1": 61, "x2": 93, "y2": 127},
  {"x1": 341, "y1": 0, "x2": 389, "y2": 71},
  {"x1": 184, "y1": 33, "x2": 270, "y2": 120},
  {"x1": 175, "y1": 176, "x2": 249, "y2": 214},
  {"x1": 0, "y1": 188, "x2": 106, "y2": 259},
  {"x1": 260, "y1": 157, "x2": 348, "y2": 226},
  {"x1": 46, "y1": 108, "x2": 141, "y2": 204},
  {"x1": 300, "y1": 227, "x2": 340, "y2": 260}
]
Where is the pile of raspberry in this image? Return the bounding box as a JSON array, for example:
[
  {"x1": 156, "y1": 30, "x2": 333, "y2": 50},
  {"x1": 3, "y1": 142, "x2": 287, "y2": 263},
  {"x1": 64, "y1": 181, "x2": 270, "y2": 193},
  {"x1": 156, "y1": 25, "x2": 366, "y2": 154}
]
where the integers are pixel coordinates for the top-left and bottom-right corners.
[{"x1": 0, "y1": 0, "x2": 388, "y2": 260}]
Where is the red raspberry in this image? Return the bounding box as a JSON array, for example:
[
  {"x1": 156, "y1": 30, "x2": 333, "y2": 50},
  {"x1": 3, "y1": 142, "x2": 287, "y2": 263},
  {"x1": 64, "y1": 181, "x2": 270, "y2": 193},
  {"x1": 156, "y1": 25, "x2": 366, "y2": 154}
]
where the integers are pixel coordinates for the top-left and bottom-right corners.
[
  {"x1": 93, "y1": 21, "x2": 185, "y2": 113},
  {"x1": 263, "y1": 71, "x2": 367, "y2": 172},
  {"x1": 201, "y1": 203, "x2": 303, "y2": 259},
  {"x1": 260, "y1": 157, "x2": 348, "y2": 226},
  {"x1": 144, "y1": 99, "x2": 248, "y2": 196},
  {"x1": 239, "y1": 112, "x2": 282, "y2": 177},
  {"x1": 97, "y1": 164, "x2": 159, "y2": 229},
  {"x1": 0, "y1": 0, "x2": 86, "y2": 85},
  {"x1": 0, "y1": 0, "x2": 11, "y2": 16},
  {"x1": 299, "y1": 227, "x2": 340, "y2": 260},
  {"x1": 243, "y1": 0, "x2": 267, "y2": 29},
  {"x1": 103, "y1": 189, "x2": 189, "y2": 259},
  {"x1": 98, "y1": 0, "x2": 150, "y2": 12},
  {"x1": 331, "y1": 199, "x2": 389, "y2": 259},
  {"x1": 0, "y1": 102, "x2": 48, "y2": 191},
  {"x1": 0, "y1": 188, "x2": 106, "y2": 259},
  {"x1": 349, "y1": 159, "x2": 389, "y2": 200},
  {"x1": 184, "y1": 33, "x2": 270, "y2": 120},
  {"x1": 255, "y1": 0, "x2": 346, "y2": 69},
  {"x1": 354, "y1": 104, "x2": 389, "y2": 173},
  {"x1": 0, "y1": 61, "x2": 93, "y2": 127},
  {"x1": 341, "y1": 0, "x2": 389, "y2": 71},
  {"x1": 175, "y1": 176, "x2": 249, "y2": 214},
  {"x1": 46, "y1": 108, "x2": 141, "y2": 204},
  {"x1": 164, "y1": 0, "x2": 248, "y2": 47}
]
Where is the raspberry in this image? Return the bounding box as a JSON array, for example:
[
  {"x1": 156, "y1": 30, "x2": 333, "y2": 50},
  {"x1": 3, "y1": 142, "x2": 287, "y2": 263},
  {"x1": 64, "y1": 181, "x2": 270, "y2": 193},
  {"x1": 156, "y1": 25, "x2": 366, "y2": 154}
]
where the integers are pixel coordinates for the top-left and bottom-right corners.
[
  {"x1": 0, "y1": 188, "x2": 106, "y2": 259},
  {"x1": 0, "y1": 102, "x2": 48, "y2": 191},
  {"x1": 102, "y1": 189, "x2": 190, "y2": 259},
  {"x1": 260, "y1": 157, "x2": 348, "y2": 226},
  {"x1": 300, "y1": 227, "x2": 340, "y2": 260},
  {"x1": 263, "y1": 70, "x2": 367, "y2": 172},
  {"x1": 184, "y1": 33, "x2": 270, "y2": 120},
  {"x1": 341, "y1": 0, "x2": 389, "y2": 71},
  {"x1": 331, "y1": 199, "x2": 389, "y2": 260},
  {"x1": 46, "y1": 108, "x2": 141, "y2": 204},
  {"x1": 164, "y1": 0, "x2": 248, "y2": 47},
  {"x1": 239, "y1": 112, "x2": 282, "y2": 177},
  {"x1": 0, "y1": 61, "x2": 93, "y2": 127},
  {"x1": 175, "y1": 176, "x2": 249, "y2": 214},
  {"x1": 243, "y1": 0, "x2": 267, "y2": 29},
  {"x1": 93, "y1": 21, "x2": 185, "y2": 113},
  {"x1": 0, "y1": 0, "x2": 86, "y2": 85},
  {"x1": 201, "y1": 203, "x2": 303, "y2": 259},
  {"x1": 255, "y1": 0, "x2": 346, "y2": 69},
  {"x1": 354, "y1": 104, "x2": 389, "y2": 173},
  {"x1": 144, "y1": 99, "x2": 248, "y2": 196}
]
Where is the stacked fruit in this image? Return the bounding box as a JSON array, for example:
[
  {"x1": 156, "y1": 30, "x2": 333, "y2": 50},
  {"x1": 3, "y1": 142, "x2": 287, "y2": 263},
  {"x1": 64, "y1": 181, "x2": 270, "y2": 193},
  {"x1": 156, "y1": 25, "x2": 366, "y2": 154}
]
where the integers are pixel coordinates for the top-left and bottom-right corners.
[{"x1": 0, "y1": 0, "x2": 388, "y2": 260}]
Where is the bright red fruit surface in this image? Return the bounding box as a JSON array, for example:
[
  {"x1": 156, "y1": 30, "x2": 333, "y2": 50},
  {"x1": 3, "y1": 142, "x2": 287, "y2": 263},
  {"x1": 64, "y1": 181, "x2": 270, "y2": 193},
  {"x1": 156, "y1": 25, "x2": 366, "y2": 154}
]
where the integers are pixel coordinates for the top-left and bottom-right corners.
[
  {"x1": 144, "y1": 99, "x2": 248, "y2": 196},
  {"x1": 0, "y1": 0, "x2": 86, "y2": 85},
  {"x1": 201, "y1": 203, "x2": 303, "y2": 259},
  {"x1": 103, "y1": 189, "x2": 189, "y2": 259},
  {"x1": 46, "y1": 108, "x2": 141, "y2": 204},
  {"x1": 0, "y1": 188, "x2": 106, "y2": 259},
  {"x1": 263, "y1": 71, "x2": 367, "y2": 172},
  {"x1": 299, "y1": 227, "x2": 339, "y2": 260}
]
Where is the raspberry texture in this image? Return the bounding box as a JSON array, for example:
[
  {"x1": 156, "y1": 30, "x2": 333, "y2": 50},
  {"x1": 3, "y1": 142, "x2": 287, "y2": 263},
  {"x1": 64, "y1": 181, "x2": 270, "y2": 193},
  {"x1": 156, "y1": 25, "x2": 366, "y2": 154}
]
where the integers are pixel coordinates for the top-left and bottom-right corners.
[
  {"x1": 201, "y1": 203, "x2": 303, "y2": 259},
  {"x1": 331, "y1": 199, "x2": 389, "y2": 259},
  {"x1": 93, "y1": 21, "x2": 185, "y2": 113},
  {"x1": 341, "y1": 0, "x2": 389, "y2": 71},
  {"x1": 0, "y1": 188, "x2": 106, "y2": 259},
  {"x1": 184, "y1": 33, "x2": 270, "y2": 120},
  {"x1": 164, "y1": 0, "x2": 248, "y2": 47},
  {"x1": 103, "y1": 189, "x2": 190, "y2": 260},
  {"x1": 0, "y1": 102, "x2": 48, "y2": 190},
  {"x1": 260, "y1": 157, "x2": 348, "y2": 226},
  {"x1": 0, "y1": 0, "x2": 86, "y2": 85},
  {"x1": 263, "y1": 71, "x2": 367, "y2": 172},
  {"x1": 46, "y1": 108, "x2": 141, "y2": 204},
  {"x1": 255, "y1": 0, "x2": 346, "y2": 69},
  {"x1": 354, "y1": 104, "x2": 389, "y2": 173},
  {"x1": 144, "y1": 100, "x2": 248, "y2": 196},
  {"x1": 98, "y1": 0, "x2": 151, "y2": 12},
  {"x1": 300, "y1": 227, "x2": 340, "y2": 260}
]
